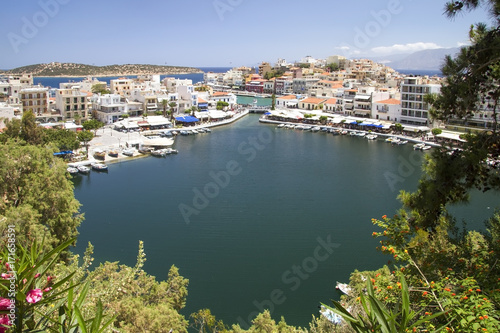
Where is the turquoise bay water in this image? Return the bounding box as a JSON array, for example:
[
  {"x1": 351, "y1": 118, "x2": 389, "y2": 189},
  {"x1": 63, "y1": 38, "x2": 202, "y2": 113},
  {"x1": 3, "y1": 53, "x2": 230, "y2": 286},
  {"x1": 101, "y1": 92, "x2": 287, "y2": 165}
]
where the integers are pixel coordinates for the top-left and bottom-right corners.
[{"x1": 72, "y1": 115, "x2": 498, "y2": 328}]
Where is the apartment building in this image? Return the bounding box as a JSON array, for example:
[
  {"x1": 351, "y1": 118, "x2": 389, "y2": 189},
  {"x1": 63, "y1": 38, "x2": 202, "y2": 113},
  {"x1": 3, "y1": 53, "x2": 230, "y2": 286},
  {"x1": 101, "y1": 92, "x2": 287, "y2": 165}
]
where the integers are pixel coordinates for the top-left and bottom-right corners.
[
  {"x1": 20, "y1": 86, "x2": 49, "y2": 116},
  {"x1": 292, "y1": 78, "x2": 319, "y2": 94},
  {"x1": 55, "y1": 87, "x2": 89, "y2": 122},
  {"x1": 275, "y1": 77, "x2": 293, "y2": 95},
  {"x1": 110, "y1": 78, "x2": 133, "y2": 97},
  {"x1": 400, "y1": 77, "x2": 441, "y2": 126}
]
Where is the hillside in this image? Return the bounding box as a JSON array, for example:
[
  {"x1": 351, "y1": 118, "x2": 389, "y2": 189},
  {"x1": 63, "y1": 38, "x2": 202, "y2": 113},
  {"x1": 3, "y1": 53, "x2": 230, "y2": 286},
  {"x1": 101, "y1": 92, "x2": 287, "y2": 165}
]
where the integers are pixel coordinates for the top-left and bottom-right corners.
[
  {"x1": 4, "y1": 62, "x2": 202, "y2": 77},
  {"x1": 382, "y1": 47, "x2": 460, "y2": 71}
]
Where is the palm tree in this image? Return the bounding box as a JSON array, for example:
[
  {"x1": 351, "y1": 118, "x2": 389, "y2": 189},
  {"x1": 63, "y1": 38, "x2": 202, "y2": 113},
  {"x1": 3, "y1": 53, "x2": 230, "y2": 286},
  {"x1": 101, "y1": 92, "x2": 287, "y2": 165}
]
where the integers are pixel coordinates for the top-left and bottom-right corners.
[
  {"x1": 161, "y1": 99, "x2": 169, "y2": 118},
  {"x1": 169, "y1": 101, "x2": 177, "y2": 125},
  {"x1": 73, "y1": 113, "x2": 82, "y2": 125}
]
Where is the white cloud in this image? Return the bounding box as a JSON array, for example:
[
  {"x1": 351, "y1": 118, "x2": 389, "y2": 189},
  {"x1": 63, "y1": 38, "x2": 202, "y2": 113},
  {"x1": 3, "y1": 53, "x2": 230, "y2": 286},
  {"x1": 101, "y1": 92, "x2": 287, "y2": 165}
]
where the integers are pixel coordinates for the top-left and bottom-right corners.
[{"x1": 370, "y1": 42, "x2": 442, "y2": 55}]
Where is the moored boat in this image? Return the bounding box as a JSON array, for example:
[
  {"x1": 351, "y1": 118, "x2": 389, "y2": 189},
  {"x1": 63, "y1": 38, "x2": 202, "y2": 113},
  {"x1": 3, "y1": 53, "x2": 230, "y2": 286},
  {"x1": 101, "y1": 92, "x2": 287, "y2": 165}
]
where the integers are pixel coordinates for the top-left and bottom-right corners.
[
  {"x1": 92, "y1": 163, "x2": 108, "y2": 171},
  {"x1": 67, "y1": 166, "x2": 78, "y2": 174},
  {"x1": 122, "y1": 148, "x2": 135, "y2": 156},
  {"x1": 94, "y1": 150, "x2": 106, "y2": 160},
  {"x1": 108, "y1": 150, "x2": 118, "y2": 157},
  {"x1": 366, "y1": 134, "x2": 378, "y2": 140},
  {"x1": 77, "y1": 165, "x2": 90, "y2": 174},
  {"x1": 413, "y1": 143, "x2": 426, "y2": 150},
  {"x1": 356, "y1": 131, "x2": 366, "y2": 137}
]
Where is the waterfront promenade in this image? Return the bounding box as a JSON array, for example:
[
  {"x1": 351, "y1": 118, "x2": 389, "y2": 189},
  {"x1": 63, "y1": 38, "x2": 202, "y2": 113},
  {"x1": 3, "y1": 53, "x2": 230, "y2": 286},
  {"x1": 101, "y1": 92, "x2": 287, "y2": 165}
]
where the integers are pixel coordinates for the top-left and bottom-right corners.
[
  {"x1": 71, "y1": 109, "x2": 250, "y2": 166},
  {"x1": 258, "y1": 117, "x2": 442, "y2": 148}
]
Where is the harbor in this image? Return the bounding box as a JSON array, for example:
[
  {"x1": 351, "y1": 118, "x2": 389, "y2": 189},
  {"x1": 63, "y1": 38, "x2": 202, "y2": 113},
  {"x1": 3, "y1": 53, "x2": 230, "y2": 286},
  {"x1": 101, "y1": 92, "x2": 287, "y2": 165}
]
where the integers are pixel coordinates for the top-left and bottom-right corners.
[
  {"x1": 68, "y1": 109, "x2": 251, "y2": 169},
  {"x1": 73, "y1": 113, "x2": 498, "y2": 328}
]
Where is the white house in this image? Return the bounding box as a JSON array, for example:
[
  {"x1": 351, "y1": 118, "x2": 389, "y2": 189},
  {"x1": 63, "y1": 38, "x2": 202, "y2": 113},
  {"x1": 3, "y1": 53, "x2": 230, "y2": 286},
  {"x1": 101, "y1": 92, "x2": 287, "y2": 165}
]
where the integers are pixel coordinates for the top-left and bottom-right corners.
[
  {"x1": 372, "y1": 98, "x2": 401, "y2": 122},
  {"x1": 91, "y1": 94, "x2": 128, "y2": 124},
  {"x1": 209, "y1": 92, "x2": 237, "y2": 108},
  {"x1": 276, "y1": 95, "x2": 299, "y2": 108},
  {"x1": 0, "y1": 102, "x2": 15, "y2": 129}
]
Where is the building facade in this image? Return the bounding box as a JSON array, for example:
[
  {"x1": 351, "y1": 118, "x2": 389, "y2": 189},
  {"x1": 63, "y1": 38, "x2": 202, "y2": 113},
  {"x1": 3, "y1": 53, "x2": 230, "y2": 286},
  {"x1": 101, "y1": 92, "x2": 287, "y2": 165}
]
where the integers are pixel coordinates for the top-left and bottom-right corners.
[{"x1": 400, "y1": 77, "x2": 441, "y2": 126}]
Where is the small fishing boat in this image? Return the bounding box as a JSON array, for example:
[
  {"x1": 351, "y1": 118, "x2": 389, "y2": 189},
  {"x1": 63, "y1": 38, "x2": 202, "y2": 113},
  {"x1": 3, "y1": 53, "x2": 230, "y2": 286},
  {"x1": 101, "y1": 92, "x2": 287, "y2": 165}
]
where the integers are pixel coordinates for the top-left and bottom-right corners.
[
  {"x1": 336, "y1": 281, "x2": 353, "y2": 296},
  {"x1": 366, "y1": 134, "x2": 378, "y2": 140},
  {"x1": 413, "y1": 143, "x2": 426, "y2": 150},
  {"x1": 92, "y1": 163, "x2": 108, "y2": 171},
  {"x1": 397, "y1": 140, "x2": 408, "y2": 145},
  {"x1": 67, "y1": 166, "x2": 78, "y2": 174},
  {"x1": 138, "y1": 147, "x2": 152, "y2": 154},
  {"x1": 77, "y1": 165, "x2": 90, "y2": 174},
  {"x1": 108, "y1": 150, "x2": 118, "y2": 157},
  {"x1": 356, "y1": 131, "x2": 366, "y2": 137},
  {"x1": 151, "y1": 149, "x2": 167, "y2": 157},
  {"x1": 94, "y1": 150, "x2": 106, "y2": 160},
  {"x1": 122, "y1": 148, "x2": 135, "y2": 156},
  {"x1": 277, "y1": 124, "x2": 285, "y2": 128}
]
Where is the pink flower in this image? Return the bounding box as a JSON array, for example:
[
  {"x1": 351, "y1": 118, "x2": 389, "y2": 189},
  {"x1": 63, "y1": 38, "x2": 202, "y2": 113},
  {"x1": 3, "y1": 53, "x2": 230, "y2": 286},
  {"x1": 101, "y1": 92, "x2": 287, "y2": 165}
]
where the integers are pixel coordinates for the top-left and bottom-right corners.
[
  {"x1": 0, "y1": 298, "x2": 11, "y2": 310},
  {"x1": 34, "y1": 273, "x2": 40, "y2": 278},
  {"x1": 26, "y1": 289, "x2": 43, "y2": 304},
  {"x1": 0, "y1": 315, "x2": 11, "y2": 333},
  {"x1": 0, "y1": 274, "x2": 12, "y2": 279},
  {"x1": 47, "y1": 276, "x2": 53, "y2": 282},
  {"x1": 43, "y1": 287, "x2": 52, "y2": 292}
]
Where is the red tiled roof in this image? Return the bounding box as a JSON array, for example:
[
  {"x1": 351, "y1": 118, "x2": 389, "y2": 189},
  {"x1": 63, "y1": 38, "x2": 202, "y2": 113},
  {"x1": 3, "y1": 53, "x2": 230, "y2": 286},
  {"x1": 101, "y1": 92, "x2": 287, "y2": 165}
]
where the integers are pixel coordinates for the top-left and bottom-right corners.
[
  {"x1": 300, "y1": 97, "x2": 327, "y2": 104},
  {"x1": 212, "y1": 92, "x2": 229, "y2": 96},
  {"x1": 325, "y1": 98, "x2": 337, "y2": 104},
  {"x1": 277, "y1": 95, "x2": 297, "y2": 100},
  {"x1": 376, "y1": 98, "x2": 400, "y2": 105}
]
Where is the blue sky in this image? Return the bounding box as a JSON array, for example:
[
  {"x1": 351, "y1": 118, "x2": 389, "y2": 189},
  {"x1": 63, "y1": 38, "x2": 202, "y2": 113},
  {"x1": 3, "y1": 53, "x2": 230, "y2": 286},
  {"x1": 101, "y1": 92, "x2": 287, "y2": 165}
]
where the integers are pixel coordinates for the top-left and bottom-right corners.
[{"x1": 0, "y1": 0, "x2": 493, "y2": 69}]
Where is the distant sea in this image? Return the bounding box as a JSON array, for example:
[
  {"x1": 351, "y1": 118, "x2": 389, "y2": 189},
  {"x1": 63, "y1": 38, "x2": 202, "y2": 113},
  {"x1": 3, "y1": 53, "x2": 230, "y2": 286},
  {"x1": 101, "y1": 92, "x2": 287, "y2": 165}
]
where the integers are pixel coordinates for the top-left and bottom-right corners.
[
  {"x1": 34, "y1": 67, "x2": 233, "y2": 88},
  {"x1": 33, "y1": 67, "x2": 442, "y2": 89}
]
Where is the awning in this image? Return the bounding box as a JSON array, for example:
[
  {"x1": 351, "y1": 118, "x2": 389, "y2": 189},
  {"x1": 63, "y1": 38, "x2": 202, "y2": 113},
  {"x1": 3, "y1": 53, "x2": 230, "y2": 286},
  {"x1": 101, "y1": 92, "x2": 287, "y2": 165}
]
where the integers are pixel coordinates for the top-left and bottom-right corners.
[
  {"x1": 53, "y1": 151, "x2": 73, "y2": 155},
  {"x1": 175, "y1": 115, "x2": 200, "y2": 123},
  {"x1": 403, "y1": 125, "x2": 430, "y2": 132}
]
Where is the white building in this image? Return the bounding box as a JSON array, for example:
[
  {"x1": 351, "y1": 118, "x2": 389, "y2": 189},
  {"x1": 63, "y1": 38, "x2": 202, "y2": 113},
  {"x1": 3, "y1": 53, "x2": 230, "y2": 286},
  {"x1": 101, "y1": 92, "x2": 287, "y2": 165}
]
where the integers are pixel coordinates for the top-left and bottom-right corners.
[
  {"x1": 91, "y1": 94, "x2": 128, "y2": 124},
  {"x1": 55, "y1": 87, "x2": 89, "y2": 122},
  {"x1": 400, "y1": 77, "x2": 441, "y2": 126},
  {"x1": 0, "y1": 102, "x2": 15, "y2": 129},
  {"x1": 59, "y1": 77, "x2": 107, "y2": 92},
  {"x1": 372, "y1": 98, "x2": 401, "y2": 122},
  {"x1": 209, "y1": 92, "x2": 237, "y2": 108},
  {"x1": 276, "y1": 95, "x2": 299, "y2": 109},
  {"x1": 110, "y1": 78, "x2": 133, "y2": 97}
]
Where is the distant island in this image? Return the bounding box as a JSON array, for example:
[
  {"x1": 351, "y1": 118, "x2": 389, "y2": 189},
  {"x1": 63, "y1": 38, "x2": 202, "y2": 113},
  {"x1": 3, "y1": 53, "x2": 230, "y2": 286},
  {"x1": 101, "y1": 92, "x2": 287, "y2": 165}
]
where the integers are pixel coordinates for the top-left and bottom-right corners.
[{"x1": 0, "y1": 62, "x2": 203, "y2": 77}]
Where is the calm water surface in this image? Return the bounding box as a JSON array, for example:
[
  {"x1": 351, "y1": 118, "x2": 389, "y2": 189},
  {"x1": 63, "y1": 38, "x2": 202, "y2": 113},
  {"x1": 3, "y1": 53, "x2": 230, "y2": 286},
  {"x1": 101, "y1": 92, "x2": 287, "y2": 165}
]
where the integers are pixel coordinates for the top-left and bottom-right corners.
[{"x1": 72, "y1": 115, "x2": 498, "y2": 328}]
